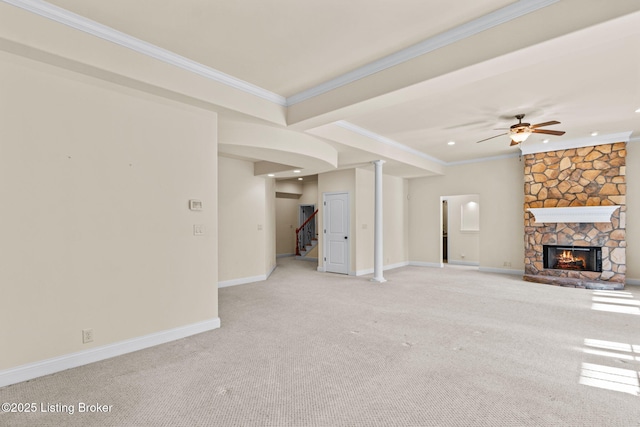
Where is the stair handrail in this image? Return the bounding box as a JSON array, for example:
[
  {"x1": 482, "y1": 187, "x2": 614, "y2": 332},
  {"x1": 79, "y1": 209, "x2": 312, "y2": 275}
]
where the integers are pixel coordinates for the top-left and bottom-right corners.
[{"x1": 296, "y1": 209, "x2": 318, "y2": 256}]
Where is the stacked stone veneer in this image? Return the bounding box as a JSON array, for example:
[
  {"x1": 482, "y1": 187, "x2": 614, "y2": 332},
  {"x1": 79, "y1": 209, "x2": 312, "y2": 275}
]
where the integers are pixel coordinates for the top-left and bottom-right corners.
[{"x1": 523, "y1": 142, "x2": 626, "y2": 285}]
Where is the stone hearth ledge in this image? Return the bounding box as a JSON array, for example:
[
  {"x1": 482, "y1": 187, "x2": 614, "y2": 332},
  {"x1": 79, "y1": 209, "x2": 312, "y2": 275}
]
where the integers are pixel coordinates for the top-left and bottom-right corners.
[
  {"x1": 523, "y1": 274, "x2": 625, "y2": 290},
  {"x1": 527, "y1": 206, "x2": 620, "y2": 224}
]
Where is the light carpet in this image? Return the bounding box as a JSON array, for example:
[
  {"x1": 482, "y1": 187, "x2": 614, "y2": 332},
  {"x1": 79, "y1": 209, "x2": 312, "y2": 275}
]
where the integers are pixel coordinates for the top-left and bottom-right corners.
[{"x1": 1, "y1": 257, "x2": 639, "y2": 426}]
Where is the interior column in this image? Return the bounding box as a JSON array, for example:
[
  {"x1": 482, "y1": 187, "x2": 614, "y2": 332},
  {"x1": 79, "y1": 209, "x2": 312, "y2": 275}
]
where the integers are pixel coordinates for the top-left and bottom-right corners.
[{"x1": 372, "y1": 160, "x2": 386, "y2": 283}]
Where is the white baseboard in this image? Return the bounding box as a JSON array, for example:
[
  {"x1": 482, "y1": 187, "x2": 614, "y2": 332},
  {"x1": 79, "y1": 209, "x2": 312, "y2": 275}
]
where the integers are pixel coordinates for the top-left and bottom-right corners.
[
  {"x1": 448, "y1": 260, "x2": 480, "y2": 267},
  {"x1": 267, "y1": 263, "x2": 277, "y2": 278},
  {"x1": 479, "y1": 267, "x2": 525, "y2": 276},
  {"x1": 626, "y1": 278, "x2": 640, "y2": 286},
  {"x1": 276, "y1": 253, "x2": 295, "y2": 258},
  {"x1": 317, "y1": 266, "x2": 326, "y2": 272},
  {"x1": 409, "y1": 261, "x2": 444, "y2": 268},
  {"x1": 354, "y1": 261, "x2": 410, "y2": 276},
  {"x1": 0, "y1": 318, "x2": 220, "y2": 388},
  {"x1": 218, "y1": 274, "x2": 267, "y2": 288}
]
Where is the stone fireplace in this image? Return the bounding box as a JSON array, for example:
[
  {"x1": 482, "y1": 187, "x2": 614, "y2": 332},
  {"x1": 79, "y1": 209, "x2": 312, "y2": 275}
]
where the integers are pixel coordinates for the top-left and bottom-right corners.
[{"x1": 523, "y1": 141, "x2": 626, "y2": 289}]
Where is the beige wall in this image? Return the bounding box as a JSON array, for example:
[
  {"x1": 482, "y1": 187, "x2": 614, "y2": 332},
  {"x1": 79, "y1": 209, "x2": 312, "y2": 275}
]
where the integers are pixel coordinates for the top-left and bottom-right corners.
[
  {"x1": 444, "y1": 194, "x2": 480, "y2": 265},
  {"x1": 218, "y1": 156, "x2": 275, "y2": 284},
  {"x1": 318, "y1": 168, "x2": 408, "y2": 275},
  {"x1": 625, "y1": 142, "x2": 639, "y2": 282},
  {"x1": 409, "y1": 156, "x2": 524, "y2": 271},
  {"x1": 0, "y1": 51, "x2": 218, "y2": 370},
  {"x1": 265, "y1": 178, "x2": 277, "y2": 274},
  {"x1": 275, "y1": 196, "x2": 299, "y2": 255},
  {"x1": 354, "y1": 169, "x2": 409, "y2": 273},
  {"x1": 384, "y1": 174, "x2": 410, "y2": 268},
  {"x1": 300, "y1": 181, "x2": 319, "y2": 205}
]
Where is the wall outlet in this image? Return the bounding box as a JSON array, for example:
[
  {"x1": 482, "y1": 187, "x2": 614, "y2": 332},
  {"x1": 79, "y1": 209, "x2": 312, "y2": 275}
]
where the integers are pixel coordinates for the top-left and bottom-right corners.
[
  {"x1": 82, "y1": 328, "x2": 94, "y2": 344},
  {"x1": 193, "y1": 224, "x2": 205, "y2": 236},
  {"x1": 503, "y1": 261, "x2": 512, "y2": 267}
]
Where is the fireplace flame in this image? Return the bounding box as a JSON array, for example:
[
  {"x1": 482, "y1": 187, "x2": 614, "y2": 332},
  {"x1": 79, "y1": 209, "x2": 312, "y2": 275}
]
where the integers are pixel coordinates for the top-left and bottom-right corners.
[
  {"x1": 559, "y1": 250, "x2": 577, "y2": 263},
  {"x1": 555, "y1": 249, "x2": 586, "y2": 270}
]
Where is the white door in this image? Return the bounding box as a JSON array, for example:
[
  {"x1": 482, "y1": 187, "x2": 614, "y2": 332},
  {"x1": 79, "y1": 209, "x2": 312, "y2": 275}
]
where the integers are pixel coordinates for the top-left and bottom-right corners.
[{"x1": 323, "y1": 192, "x2": 349, "y2": 274}]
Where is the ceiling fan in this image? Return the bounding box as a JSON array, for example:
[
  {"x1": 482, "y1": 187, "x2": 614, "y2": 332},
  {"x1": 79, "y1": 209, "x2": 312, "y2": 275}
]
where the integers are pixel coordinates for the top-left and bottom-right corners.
[{"x1": 476, "y1": 114, "x2": 566, "y2": 146}]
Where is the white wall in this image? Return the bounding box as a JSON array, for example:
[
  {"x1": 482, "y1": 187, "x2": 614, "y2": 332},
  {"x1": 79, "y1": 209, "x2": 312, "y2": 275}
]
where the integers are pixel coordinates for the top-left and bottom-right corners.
[
  {"x1": 409, "y1": 156, "x2": 523, "y2": 271},
  {"x1": 218, "y1": 156, "x2": 275, "y2": 285},
  {"x1": 0, "y1": 50, "x2": 218, "y2": 371}
]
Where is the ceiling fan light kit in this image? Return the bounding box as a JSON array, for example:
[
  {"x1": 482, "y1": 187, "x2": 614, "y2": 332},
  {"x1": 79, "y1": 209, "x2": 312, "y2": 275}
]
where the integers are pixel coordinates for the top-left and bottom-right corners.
[{"x1": 477, "y1": 113, "x2": 566, "y2": 146}]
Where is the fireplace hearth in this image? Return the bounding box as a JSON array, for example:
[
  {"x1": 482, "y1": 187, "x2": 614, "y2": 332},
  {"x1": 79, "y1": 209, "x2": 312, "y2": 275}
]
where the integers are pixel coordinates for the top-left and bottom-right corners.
[{"x1": 543, "y1": 245, "x2": 602, "y2": 272}]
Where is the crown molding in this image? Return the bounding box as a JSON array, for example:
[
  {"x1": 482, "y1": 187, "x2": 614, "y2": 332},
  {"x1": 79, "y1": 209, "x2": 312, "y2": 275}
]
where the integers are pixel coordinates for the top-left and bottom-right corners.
[
  {"x1": 519, "y1": 131, "x2": 633, "y2": 155},
  {"x1": 335, "y1": 121, "x2": 525, "y2": 167},
  {"x1": 286, "y1": 0, "x2": 559, "y2": 105},
  {"x1": 5, "y1": 0, "x2": 558, "y2": 109},
  {"x1": 335, "y1": 121, "x2": 446, "y2": 165},
  {"x1": 1, "y1": 0, "x2": 288, "y2": 106}
]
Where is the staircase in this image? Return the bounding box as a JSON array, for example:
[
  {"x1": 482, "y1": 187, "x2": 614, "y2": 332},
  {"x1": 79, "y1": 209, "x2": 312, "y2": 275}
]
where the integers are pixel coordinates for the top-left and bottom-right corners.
[
  {"x1": 297, "y1": 237, "x2": 318, "y2": 258},
  {"x1": 296, "y1": 209, "x2": 318, "y2": 259}
]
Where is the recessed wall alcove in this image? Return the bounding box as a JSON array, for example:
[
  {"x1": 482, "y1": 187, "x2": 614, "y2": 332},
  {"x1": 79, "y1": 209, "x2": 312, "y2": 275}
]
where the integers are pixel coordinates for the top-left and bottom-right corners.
[{"x1": 522, "y1": 141, "x2": 626, "y2": 289}]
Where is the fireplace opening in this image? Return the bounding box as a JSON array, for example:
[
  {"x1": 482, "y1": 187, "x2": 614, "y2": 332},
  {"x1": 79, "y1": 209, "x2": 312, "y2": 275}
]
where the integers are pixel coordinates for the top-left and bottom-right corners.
[{"x1": 543, "y1": 245, "x2": 602, "y2": 272}]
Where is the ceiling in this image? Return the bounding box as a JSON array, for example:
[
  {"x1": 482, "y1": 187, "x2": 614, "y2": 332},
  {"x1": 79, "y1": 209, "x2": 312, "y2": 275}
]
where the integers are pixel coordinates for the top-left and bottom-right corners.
[{"x1": 31, "y1": 0, "x2": 640, "y2": 177}]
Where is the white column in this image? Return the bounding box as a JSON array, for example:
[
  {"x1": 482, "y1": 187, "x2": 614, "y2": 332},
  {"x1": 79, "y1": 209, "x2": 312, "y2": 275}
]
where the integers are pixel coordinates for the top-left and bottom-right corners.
[{"x1": 371, "y1": 160, "x2": 386, "y2": 283}]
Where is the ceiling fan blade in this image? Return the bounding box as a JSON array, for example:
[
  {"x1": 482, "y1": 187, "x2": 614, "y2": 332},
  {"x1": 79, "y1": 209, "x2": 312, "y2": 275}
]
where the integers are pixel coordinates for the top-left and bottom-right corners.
[
  {"x1": 532, "y1": 129, "x2": 566, "y2": 136},
  {"x1": 530, "y1": 121, "x2": 560, "y2": 129},
  {"x1": 476, "y1": 133, "x2": 507, "y2": 143},
  {"x1": 510, "y1": 139, "x2": 519, "y2": 146}
]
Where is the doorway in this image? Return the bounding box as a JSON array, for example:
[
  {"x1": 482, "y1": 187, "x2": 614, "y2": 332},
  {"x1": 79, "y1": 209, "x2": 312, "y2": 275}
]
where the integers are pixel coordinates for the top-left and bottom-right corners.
[
  {"x1": 440, "y1": 195, "x2": 480, "y2": 266},
  {"x1": 323, "y1": 192, "x2": 350, "y2": 274}
]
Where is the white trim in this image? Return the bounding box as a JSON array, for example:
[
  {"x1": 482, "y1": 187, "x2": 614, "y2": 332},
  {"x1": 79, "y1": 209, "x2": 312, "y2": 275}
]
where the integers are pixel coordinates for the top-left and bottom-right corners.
[
  {"x1": 267, "y1": 263, "x2": 277, "y2": 278},
  {"x1": 625, "y1": 278, "x2": 640, "y2": 286},
  {"x1": 277, "y1": 253, "x2": 295, "y2": 258},
  {"x1": 355, "y1": 261, "x2": 410, "y2": 276},
  {"x1": 1, "y1": 0, "x2": 287, "y2": 106},
  {"x1": 519, "y1": 132, "x2": 632, "y2": 155},
  {"x1": 317, "y1": 266, "x2": 326, "y2": 272},
  {"x1": 528, "y1": 206, "x2": 620, "y2": 224},
  {"x1": 335, "y1": 121, "x2": 525, "y2": 168},
  {"x1": 3, "y1": 0, "x2": 557, "y2": 109},
  {"x1": 446, "y1": 152, "x2": 521, "y2": 166},
  {"x1": 336, "y1": 121, "x2": 446, "y2": 165},
  {"x1": 409, "y1": 261, "x2": 444, "y2": 268},
  {"x1": 218, "y1": 274, "x2": 267, "y2": 288},
  {"x1": 448, "y1": 260, "x2": 480, "y2": 267},
  {"x1": 479, "y1": 267, "x2": 525, "y2": 276},
  {"x1": 0, "y1": 318, "x2": 220, "y2": 388},
  {"x1": 287, "y1": 0, "x2": 559, "y2": 105}
]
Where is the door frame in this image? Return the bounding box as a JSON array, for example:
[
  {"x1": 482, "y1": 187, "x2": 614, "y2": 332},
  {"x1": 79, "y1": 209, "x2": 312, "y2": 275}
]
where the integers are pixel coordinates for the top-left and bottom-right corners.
[{"x1": 322, "y1": 191, "x2": 350, "y2": 274}]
